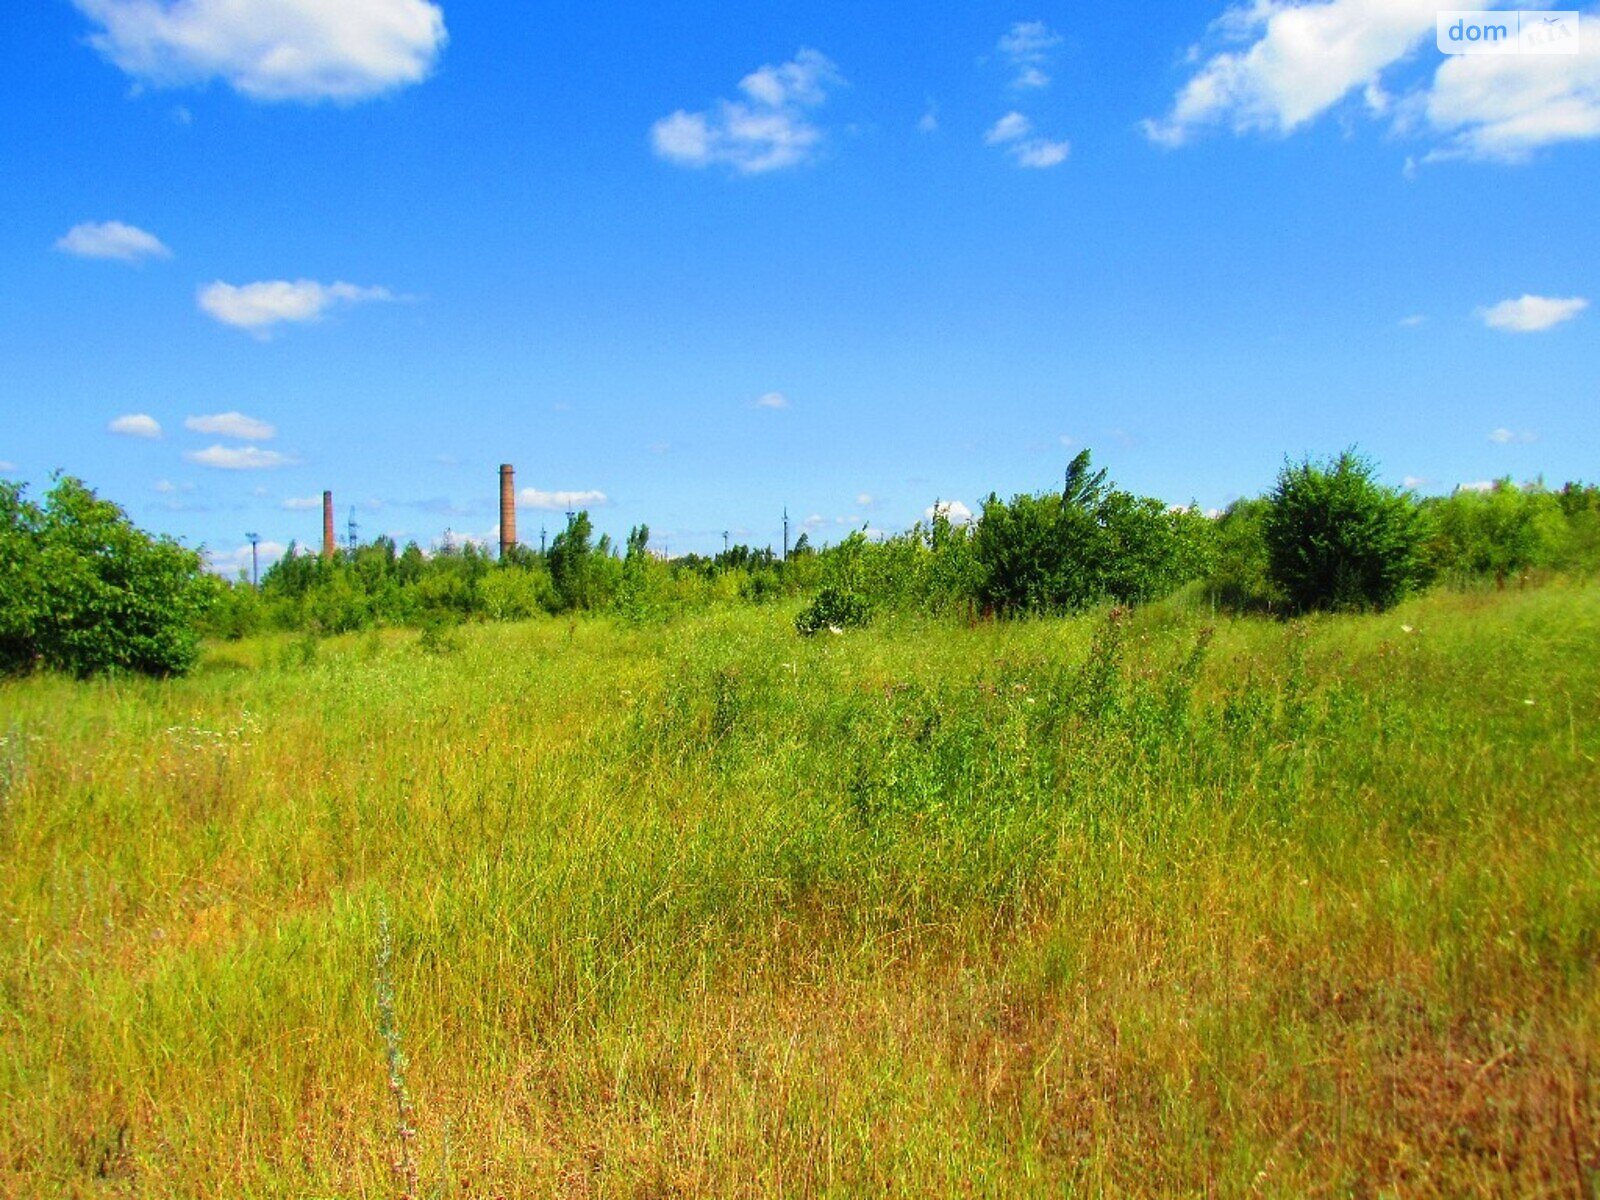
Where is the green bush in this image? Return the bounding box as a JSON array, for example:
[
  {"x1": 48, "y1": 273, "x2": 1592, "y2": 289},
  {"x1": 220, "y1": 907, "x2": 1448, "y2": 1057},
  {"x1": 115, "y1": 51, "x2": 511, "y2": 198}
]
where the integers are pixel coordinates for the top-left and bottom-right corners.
[
  {"x1": 1264, "y1": 451, "x2": 1429, "y2": 612},
  {"x1": 1203, "y1": 498, "x2": 1282, "y2": 612},
  {"x1": 0, "y1": 476, "x2": 210, "y2": 677},
  {"x1": 971, "y1": 452, "x2": 1207, "y2": 615},
  {"x1": 795, "y1": 587, "x2": 872, "y2": 636}
]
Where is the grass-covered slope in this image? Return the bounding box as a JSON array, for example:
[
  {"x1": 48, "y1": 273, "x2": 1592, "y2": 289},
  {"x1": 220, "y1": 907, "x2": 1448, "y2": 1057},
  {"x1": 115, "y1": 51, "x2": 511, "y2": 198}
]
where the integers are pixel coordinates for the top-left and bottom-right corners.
[{"x1": 2, "y1": 583, "x2": 1597, "y2": 1195}]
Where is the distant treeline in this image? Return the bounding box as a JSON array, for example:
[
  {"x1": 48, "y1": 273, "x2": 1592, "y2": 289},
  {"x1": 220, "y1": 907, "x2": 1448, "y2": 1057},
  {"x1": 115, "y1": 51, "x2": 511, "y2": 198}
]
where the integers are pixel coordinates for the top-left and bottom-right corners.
[
  {"x1": 203, "y1": 450, "x2": 1600, "y2": 641},
  {"x1": 4, "y1": 453, "x2": 1599, "y2": 676}
]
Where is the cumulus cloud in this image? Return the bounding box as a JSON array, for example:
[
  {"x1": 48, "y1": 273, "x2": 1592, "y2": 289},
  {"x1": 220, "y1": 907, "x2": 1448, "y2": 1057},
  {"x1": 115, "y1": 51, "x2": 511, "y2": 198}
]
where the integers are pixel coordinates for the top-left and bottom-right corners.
[
  {"x1": 517, "y1": 487, "x2": 608, "y2": 511},
  {"x1": 206, "y1": 538, "x2": 286, "y2": 577},
  {"x1": 1478, "y1": 294, "x2": 1588, "y2": 332},
  {"x1": 651, "y1": 48, "x2": 843, "y2": 175},
  {"x1": 985, "y1": 111, "x2": 1070, "y2": 167},
  {"x1": 198, "y1": 279, "x2": 395, "y2": 335},
  {"x1": 55, "y1": 220, "x2": 170, "y2": 262},
  {"x1": 998, "y1": 20, "x2": 1062, "y2": 89},
  {"x1": 282, "y1": 495, "x2": 323, "y2": 510},
  {"x1": 0, "y1": 462, "x2": 17, "y2": 474},
  {"x1": 1423, "y1": 20, "x2": 1600, "y2": 161},
  {"x1": 1489, "y1": 427, "x2": 1539, "y2": 444},
  {"x1": 856, "y1": 492, "x2": 874, "y2": 507},
  {"x1": 185, "y1": 444, "x2": 298, "y2": 469},
  {"x1": 1457, "y1": 480, "x2": 1498, "y2": 493},
  {"x1": 185, "y1": 410, "x2": 276, "y2": 439},
  {"x1": 755, "y1": 391, "x2": 789, "y2": 409},
  {"x1": 109, "y1": 413, "x2": 162, "y2": 439},
  {"x1": 925, "y1": 499, "x2": 975, "y2": 524},
  {"x1": 1143, "y1": 0, "x2": 1443, "y2": 146},
  {"x1": 73, "y1": 0, "x2": 448, "y2": 102},
  {"x1": 1144, "y1": 2, "x2": 1600, "y2": 161},
  {"x1": 1399, "y1": 314, "x2": 1427, "y2": 327}
]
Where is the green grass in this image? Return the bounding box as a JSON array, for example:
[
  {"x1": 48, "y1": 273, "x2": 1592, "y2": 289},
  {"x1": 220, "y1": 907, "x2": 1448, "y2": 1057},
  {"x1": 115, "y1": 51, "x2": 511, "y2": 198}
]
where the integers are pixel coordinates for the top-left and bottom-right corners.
[{"x1": 2, "y1": 583, "x2": 1598, "y2": 1196}]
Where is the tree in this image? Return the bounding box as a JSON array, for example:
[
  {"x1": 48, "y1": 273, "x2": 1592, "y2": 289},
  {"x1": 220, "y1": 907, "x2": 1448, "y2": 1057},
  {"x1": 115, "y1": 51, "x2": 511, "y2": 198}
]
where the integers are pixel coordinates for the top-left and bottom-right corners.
[
  {"x1": 1264, "y1": 451, "x2": 1429, "y2": 612},
  {"x1": 548, "y1": 511, "x2": 596, "y2": 611},
  {"x1": 1, "y1": 476, "x2": 210, "y2": 677},
  {"x1": 971, "y1": 450, "x2": 1202, "y2": 614}
]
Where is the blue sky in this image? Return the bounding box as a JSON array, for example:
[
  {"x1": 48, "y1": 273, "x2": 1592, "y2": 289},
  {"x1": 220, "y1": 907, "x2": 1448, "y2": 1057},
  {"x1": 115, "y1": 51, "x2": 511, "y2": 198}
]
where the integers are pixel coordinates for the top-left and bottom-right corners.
[{"x1": 2, "y1": 0, "x2": 1596, "y2": 572}]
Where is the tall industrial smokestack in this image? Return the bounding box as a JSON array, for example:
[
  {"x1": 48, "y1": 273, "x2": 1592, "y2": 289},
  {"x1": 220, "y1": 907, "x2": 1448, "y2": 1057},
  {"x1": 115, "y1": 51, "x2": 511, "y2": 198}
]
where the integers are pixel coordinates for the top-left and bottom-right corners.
[
  {"x1": 322, "y1": 491, "x2": 335, "y2": 561},
  {"x1": 499, "y1": 464, "x2": 517, "y2": 558}
]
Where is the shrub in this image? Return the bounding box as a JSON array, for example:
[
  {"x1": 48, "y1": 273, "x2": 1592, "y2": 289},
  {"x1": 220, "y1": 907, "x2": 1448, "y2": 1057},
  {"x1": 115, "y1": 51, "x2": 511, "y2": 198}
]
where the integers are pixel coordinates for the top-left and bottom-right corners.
[
  {"x1": 1263, "y1": 451, "x2": 1429, "y2": 612},
  {"x1": 971, "y1": 451, "x2": 1207, "y2": 615},
  {"x1": 795, "y1": 587, "x2": 871, "y2": 636},
  {"x1": 0, "y1": 476, "x2": 210, "y2": 677}
]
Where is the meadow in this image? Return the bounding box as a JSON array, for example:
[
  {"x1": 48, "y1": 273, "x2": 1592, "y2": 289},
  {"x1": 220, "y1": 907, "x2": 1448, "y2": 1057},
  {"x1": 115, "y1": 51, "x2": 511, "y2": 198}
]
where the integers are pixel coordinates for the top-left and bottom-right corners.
[{"x1": 2, "y1": 581, "x2": 1597, "y2": 1196}]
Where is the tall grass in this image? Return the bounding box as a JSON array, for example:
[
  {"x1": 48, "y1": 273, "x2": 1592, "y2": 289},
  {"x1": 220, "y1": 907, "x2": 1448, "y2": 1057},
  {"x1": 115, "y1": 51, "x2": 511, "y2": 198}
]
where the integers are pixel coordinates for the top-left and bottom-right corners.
[{"x1": 1, "y1": 583, "x2": 1597, "y2": 1195}]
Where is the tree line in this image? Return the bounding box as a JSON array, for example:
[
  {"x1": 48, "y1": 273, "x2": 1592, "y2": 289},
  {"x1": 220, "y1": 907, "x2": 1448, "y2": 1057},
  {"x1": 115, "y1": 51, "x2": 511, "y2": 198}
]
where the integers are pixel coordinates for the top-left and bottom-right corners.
[{"x1": 3, "y1": 451, "x2": 1598, "y2": 676}]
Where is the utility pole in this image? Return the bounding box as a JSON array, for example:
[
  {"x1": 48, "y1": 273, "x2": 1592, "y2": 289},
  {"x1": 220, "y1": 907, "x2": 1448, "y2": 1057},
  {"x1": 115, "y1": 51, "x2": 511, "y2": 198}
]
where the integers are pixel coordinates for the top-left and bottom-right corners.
[
  {"x1": 246, "y1": 532, "x2": 260, "y2": 588},
  {"x1": 782, "y1": 508, "x2": 789, "y2": 562},
  {"x1": 723, "y1": 530, "x2": 730, "y2": 556},
  {"x1": 540, "y1": 524, "x2": 547, "y2": 555}
]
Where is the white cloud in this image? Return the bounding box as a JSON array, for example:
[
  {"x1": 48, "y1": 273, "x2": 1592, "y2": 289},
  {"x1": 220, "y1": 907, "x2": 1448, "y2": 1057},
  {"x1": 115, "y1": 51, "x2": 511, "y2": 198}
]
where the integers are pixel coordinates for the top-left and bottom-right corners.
[
  {"x1": 1423, "y1": 19, "x2": 1600, "y2": 161},
  {"x1": 0, "y1": 462, "x2": 17, "y2": 474},
  {"x1": 206, "y1": 538, "x2": 286, "y2": 577},
  {"x1": 1146, "y1": 3, "x2": 1600, "y2": 161},
  {"x1": 925, "y1": 499, "x2": 975, "y2": 524},
  {"x1": 1143, "y1": 0, "x2": 1441, "y2": 146},
  {"x1": 1488, "y1": 427, "x2": 1539, "y2": 444},
  {"x1": 198, "y1": 279, "x2": 394, "y2": 335},
  {"x1": 517, "y1": 487, "x2": 608, "y2": 511},
  {"x1": 1399, "y1": 314, "x2": 1427, "y2": 327},
  {"x1": 1478, "y1": 294, "x2": 1588, "y2": 332},
  {"x1": 55, "y1": 220, "x2": 170, "y2": 262},
  {"x1": 185, "y1": 444, "x2": 298, "y2": 469},
  {"x1": 185, "y1": 410, "x2": 276, "y2": 440},
  {"x1": 986, "y1": 112, "x2": 1070, "y2": 168},
  {"x1": 1014, "y1": 138, "x2": 1071, "y2": 167},
  {"x1": 651, "y1": 48, "x2": 843, "y2": 175},
  {"x1": 756, "y1": 391, "x2": 789, "y2": 409},
  {"x1": 986, "y1": 111, "x2": 1033, "y2": 144},
  {"x1": 856, "y1": 492, "x2": 874, "y2": 507},
  {"x1": 109, "y1": 413, "x2": 162, "y2": 439},
  {"x1": 73, "y1": 0, "x2": 447, "y2": 103},
  {"x1": 998, "y1": 20, "x2": 1062, "y2": 89},
  {"x1": 1402, "y1": 474, "x2": 1430, "y2": 489},
  {"x1": 282, "y1": 495, "x2": 323, "y2": 510},
  {"x1": 918, "y1": 102, "x2": 939, "y2": 133},
  {"x1": 1457, "y1": 480, "x2": 1497, "y2": 493}
]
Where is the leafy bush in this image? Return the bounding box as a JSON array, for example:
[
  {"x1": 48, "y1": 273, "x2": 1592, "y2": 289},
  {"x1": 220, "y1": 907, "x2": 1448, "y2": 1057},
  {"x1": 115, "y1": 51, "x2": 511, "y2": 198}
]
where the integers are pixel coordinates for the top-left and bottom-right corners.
[
  {"x1": 795, "y1": 587, "x2": 872, "y2": 636},
  {"x1": 971, "y1": 452, "x2": 1208, "y2": 615},
  {"x1": 1264, "y1": 451, "x2": 1429, "y2": 612},
  {"x1": 1423, "y1": 480, "x2": 1568, "y2": 583},
  {"x1": 1203, "y1": 498, "x2": 1282, "y2": 612},
  {"x1": 0, "y1": 476, "x2": 210, "y2": 677}
]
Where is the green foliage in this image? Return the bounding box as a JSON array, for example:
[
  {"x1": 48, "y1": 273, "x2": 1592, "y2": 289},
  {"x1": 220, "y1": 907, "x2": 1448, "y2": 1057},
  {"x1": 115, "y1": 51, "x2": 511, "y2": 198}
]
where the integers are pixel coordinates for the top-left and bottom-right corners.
[
  {"x1": 795, "y1": 586, "x2": 872, "y2": 636},
  {"x1": 971, "y1": 451, "x2": 1208, "y2": 615},
  {"x1": 1203, "y1": 498, "x2": 1281, "y2": 612},
  {"x1": 0, "y1": 476, "x2": 209, "y2": 677},
  {"x1": 477, "y1": 564, "x2": 558, "y2": 621},
  {"x1": 1264, "y1": 451, "x2": 1430, "y2": 612},
  {"x1": 548, "y1": 512, "x2": 603, "y2": 611},
  {"x1": 199, "y1": 577, "x2": 268, "y2": 640},
  {"x1": 1423, "y1": 480, "x2": 1569, "y2": 583}
]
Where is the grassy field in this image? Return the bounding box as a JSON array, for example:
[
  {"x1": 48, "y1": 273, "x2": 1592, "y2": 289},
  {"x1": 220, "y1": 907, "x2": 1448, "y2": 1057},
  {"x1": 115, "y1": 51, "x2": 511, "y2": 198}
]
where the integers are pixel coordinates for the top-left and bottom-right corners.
[{"x1": 2, "y1": 583, "x2": 1598, "y2": 1197}]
